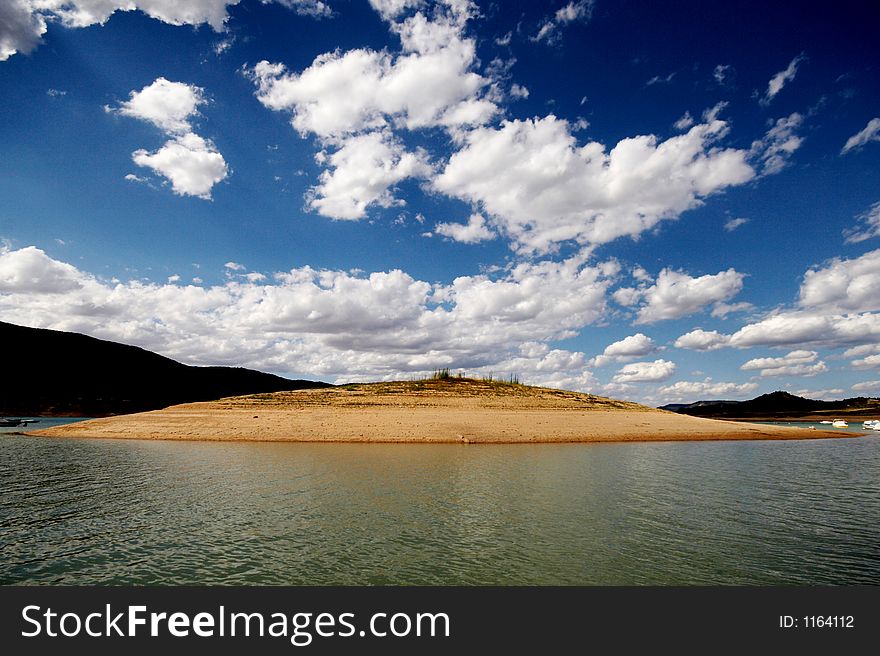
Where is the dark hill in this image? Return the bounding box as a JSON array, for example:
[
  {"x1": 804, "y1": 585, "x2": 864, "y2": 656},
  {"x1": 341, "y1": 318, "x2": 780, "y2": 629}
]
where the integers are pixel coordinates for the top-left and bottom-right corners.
[
  {"x1": 0, "y1": 321, "x2": 331, "y2": 416},
  {"x1": 660, "y1": 390, "x2": 880, "y2": 419}
]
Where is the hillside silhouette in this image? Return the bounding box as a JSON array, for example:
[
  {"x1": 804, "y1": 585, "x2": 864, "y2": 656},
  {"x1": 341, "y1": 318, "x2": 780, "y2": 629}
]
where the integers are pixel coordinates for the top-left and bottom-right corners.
[
  {"x1": 0, "y1": 321, "x2": 330, "y2": 416},
  {"x1": 660, "y1": 390, "x2": 880, "y2": 419}
]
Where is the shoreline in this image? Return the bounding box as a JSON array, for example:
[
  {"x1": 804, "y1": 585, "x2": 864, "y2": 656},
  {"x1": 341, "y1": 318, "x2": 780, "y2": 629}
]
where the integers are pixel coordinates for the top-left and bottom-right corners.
[{"x1": 27, "y1": 380, "x2": 859, "y2": 444}]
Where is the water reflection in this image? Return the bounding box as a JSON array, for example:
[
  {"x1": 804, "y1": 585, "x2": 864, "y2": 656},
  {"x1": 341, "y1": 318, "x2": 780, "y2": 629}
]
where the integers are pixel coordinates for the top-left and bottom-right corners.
[{"x1": 1, "y1": 436, "x2": 878, "y2": 584}]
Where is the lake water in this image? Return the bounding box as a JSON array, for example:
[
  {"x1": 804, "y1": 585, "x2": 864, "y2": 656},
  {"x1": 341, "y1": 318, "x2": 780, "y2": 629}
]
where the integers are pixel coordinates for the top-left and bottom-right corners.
[{"x1": 1, "y1": 431, "x2": 878, "y2": 585}]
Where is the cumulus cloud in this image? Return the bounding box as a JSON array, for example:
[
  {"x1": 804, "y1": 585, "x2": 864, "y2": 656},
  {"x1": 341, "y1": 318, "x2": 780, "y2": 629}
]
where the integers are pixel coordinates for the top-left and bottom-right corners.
[
  {"x1": 740, "y1": 350, "x2": 827, "y2": 377},
  {"x1": 797, "y1": 249, "x2": 880, "y2": 313},
  {"x1": 603, "y1": 333, "x2": 656, "y2": 358},
  {"x1": 1, "y1": 1, "x2": 335, "y2": 60},
  {"x1": 113, "y1": 78, "x2": 228, "y2": 199},
  {"x1": 0, "y1": 245, "x2": 83, "y2": 293},
  {"x1": 532, "y1": 0, "x2": 593, "y2": 44},
  {"x1": 760, "y1": 54, "x2": 805, "y2": 105},
  {"x1": 852, "y1": 380, "x2": 880, "y2": 394},
  {"x1": 0, "y1": 246, "x2": 618, "y2": 382},
  {"x1": 590, "y1": 332, "x2": 656, "y2": 368},
  {"x1": 0, "y1": 0, "x2": 46, "y2": 61},
  {"x1": 612, "y1": 359, "x2": 676, "y2": 383},
  {"x1": 1, "y1": 1, "x2": 236, "y2": 61},
  {"x1": 852, "y1": 354, "x2": 880, "y2": 370},
  {"x1": 434, "y1": 213, "x2": 494, "y2": 243},
  {"x1": 435, "y1": 115, "x2": 755, "y2": 253},
  {"x1": 368, "y1": 0, "x2": 425, "y2": 21},
  {"x1": 618, "y1": 267, "x2": 744, "y2": 324},
  {"x1": 674, "y1": 328, "x2": 730, "y2": 351},
  {"x1": 793, "y1": 388, "x2": 845, "y2": 400},
  {"x1": 703, "y1": 249, "x2": 880, "y2": 352},
  {"x1": 841, "y1": 118, "x2": 880, "y2": 154},
  {"x1": 131, "y1": 133, "x2": 229, "y2": 199},
  {"x1": 843, "y1": 344, "x2": 880, "y2": 359},
  {"x1": 249, "y1": 9, "x2": 494, "y2": 140},
  {"x1": 307, "y1": 131, "x2": 432, "y2": 220},
  {"x1": 729, "y1": 312, "x2": 880, "y2": 350},
  {"x1": 751, "y1": 112, "x2": 803, "y2": 175},
  {"x1": 114, "y1": 77, "x2": 205, "y2": 134},
  {"x1": 843, "y1": 201, "x2": 880, "y2": 244},
  {"x1": 657, "y1": 379, "x2": 758, "y2": 402}
]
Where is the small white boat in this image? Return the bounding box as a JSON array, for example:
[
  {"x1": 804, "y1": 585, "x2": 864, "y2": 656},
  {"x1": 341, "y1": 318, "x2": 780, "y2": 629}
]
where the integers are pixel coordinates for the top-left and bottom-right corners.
[
  {"x1": 819, "y1": 420, "x2": 833, "y2": 424},
  {"x1": 832, "y1": 420, "x2": 848, "y2": 428},
  {"x1": 863, "y1": 420, "x2": 880, "y2": 430}
]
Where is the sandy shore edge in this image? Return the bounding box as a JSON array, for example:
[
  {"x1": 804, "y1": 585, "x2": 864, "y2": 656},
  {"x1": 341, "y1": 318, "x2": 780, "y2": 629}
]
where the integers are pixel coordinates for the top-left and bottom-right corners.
[{"x1": 28, "y1": 403, "x2": 856, "y2": 443}]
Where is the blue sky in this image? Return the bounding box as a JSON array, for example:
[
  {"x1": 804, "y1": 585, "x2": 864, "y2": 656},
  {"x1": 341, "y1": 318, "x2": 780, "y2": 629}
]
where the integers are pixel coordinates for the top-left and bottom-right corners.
[{"x1": 1, "y1": 0, "x2": 879, "y2": 404}]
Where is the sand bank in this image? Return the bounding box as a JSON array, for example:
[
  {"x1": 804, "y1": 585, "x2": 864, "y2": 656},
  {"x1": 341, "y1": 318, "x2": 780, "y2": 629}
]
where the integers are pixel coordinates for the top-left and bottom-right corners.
[{"x1": 28, "y1": 379, "x2": 854, "y2": 443}]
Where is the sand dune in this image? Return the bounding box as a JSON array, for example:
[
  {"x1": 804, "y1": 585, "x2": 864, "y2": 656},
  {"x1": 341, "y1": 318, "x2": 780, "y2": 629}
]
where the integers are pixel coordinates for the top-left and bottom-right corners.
[{"x1": 30, "y1": 379, "x2": 851, "y2": 443}]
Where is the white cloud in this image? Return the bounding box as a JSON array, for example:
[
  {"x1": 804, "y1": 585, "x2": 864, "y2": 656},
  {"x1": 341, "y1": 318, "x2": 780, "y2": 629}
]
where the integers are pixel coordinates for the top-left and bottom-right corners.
[
  {"x1": 674, "y1": 328, "x2": 730, "y2": 351},
  {"x1": 646, "y1": 72, "x2": 675, "y2": 86},
  {"x1": 435, "y1": 115, "x2": 755, "y2": 253},
  {"x1": 114, "y1": 78, "x2": 229, "y2": 199},
  {"x1": 843, "y1": 201, "x2": 880, "y2": 244},
  {"x1": 532, "y1": 0, "x2": 593, "y2": 44},
  {"x1": 751, "y1": 112, "x2": 803, "y2": 175},
  {"x1": 0, "y1": 0, "x2": 46, "y2": 61},
  {"x1": 719, "y1": 250, "x2": 880, "y2": 351},
  {"x1": 724, "y1": 217, "x2": 749, "y2": 232},
  {"x1": 114, "y1": 77, "x2": 205, "y2": 134},
  {"x1": 713, "y1": 64, "x2": 731, "y2": 85},
  {"x1": 740, "y1": 350, "x2": 827, "y2": 377},
  {"x1": 1, "y1": 1, "x2": 343, "y2": 60},
  {"x1": 841, "y1": 118, "x2": 880, "y2": 154},
  {"x1": 590, "y1": 332, "x2": 656, "y2": 368},
  {"x1": 792, "y1": 388, "x2": 845, "y2": 400},
  {"x1": 843, "y1": 344, "x2": 880, "y2": 359},
  {"x1": 307, "y1": 131, "x2": 431, "y2": 220},
  {"x1": 509, "y1": 83, "x2": 529, "y2": 99},
  {"x1": 657, "y1": 379, "x2": 758, "y2": 402},
  {"x1": 0, "y1": 245, "x2": 83, "y2": 293},
  {"x1": 249, "y1": 9, "x2": 494, "y2": 140},
  {"x1": 622, "y1": 267, "x2": 744, "y2": 324},
  {"x1": 613, "y1": 359, "x2": 676, "y2": 383},
  {"x1": 673, "y1": 112, "x2": 694, "y2": 130},
  {"x1": 0, "y1": 246, "x2": 618, "y2": 382},
  {"x1": 741, "y1": 349, "x2": 818, "y2": 370},
  {"x1": 729, "y1": 312, "x2": 880, "y2": 349},
  {"x1": 852, "y1": 381, "x2": 880, "y2": 394},
  {"x1": 760, "y1": 54, "x2": 805, "y2": 105},
  {"x1": 367, "y1": 0, "x2": 425, "y2": 21},
  {"x1": 269, "y1": 0, "x2": 333, "y2": 19},
  {"x1": 1, "y1": 1, "x2": 249, "y2": 61},
  {"x1": 224, "y1": 261, "x2": 245, "y2": 270},
  {"x1": 132, "y1": 133, "x2": 228, "y2": 200},
  {"x1": 797, "y1": 249, "x2": 880, "y2": 313},
  {"x1": 434, "y1": 213, "x2": 494, "y2": 244},
  {"x1": 710, "y1": 301, "x2": 753, "y2": 318},
  {"x1": 603, "y1": 333, "x2": 656, "y2": 358},
  {"x1": 852, "y1": 354, "x2": 880, "y2": 370}
]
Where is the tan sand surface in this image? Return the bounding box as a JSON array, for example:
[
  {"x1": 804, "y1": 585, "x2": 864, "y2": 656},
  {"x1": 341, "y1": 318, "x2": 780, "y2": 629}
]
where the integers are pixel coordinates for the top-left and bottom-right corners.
[{"x1": 30, "y1": 379, "x2": 853, "y2": 443}]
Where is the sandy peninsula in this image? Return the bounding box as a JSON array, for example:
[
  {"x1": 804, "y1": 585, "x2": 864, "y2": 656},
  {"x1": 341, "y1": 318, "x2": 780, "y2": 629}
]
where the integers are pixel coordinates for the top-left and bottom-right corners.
[{"x1": 28, "y1": 378, "x2": 855, "y2": 443}]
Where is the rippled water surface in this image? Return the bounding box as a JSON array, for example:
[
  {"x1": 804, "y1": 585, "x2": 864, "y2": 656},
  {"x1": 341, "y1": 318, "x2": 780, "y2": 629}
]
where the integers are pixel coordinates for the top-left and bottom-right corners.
[{"x1": 1, "y1": 433, "x2": 878, "y2": 584}]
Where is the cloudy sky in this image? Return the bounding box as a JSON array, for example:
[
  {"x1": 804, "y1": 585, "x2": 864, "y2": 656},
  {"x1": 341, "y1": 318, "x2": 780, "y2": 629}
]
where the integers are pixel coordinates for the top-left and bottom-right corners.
[{"x1": 1, "y1": 0, "x2": 879, "y2": 404}]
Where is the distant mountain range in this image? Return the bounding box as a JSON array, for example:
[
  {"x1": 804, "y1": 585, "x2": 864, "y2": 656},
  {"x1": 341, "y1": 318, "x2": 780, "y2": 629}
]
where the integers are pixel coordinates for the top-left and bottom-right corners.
[
  {"x1": 0, "y1": 321, "x2": 331, "y2": 416},
  {"x1": 660, "y1": 391, "x2": 880, "y2": 420}
]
